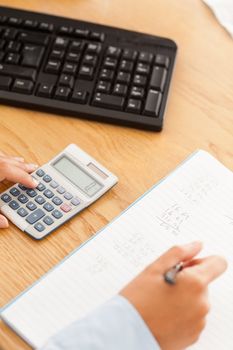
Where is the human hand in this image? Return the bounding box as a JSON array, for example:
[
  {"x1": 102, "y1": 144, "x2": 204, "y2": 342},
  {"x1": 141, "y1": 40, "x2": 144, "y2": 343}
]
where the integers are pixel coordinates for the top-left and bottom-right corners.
[
  {"x1": 120, "y1": 242, "x2": 227, "y2": 350},
  {"x1": 0, "y1": 152, "x2": 38, "y2": 228}
]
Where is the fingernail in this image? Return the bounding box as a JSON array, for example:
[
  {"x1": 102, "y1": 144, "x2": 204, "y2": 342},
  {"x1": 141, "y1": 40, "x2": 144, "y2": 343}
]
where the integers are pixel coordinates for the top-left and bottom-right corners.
[
  {"x1": 0, "y1": 216, "x2": 9, "y2": 228},
  {"x1": 14, "y1": 157, "x2": 24, "y2": 162},
  {"x1": 27, "y1": 163, "x2": 38, "y2": 171},
  {"x1": 33, "y1": 178, "x2": 39, "y2": 186},
  {"x1": 184, "y1": 241, "x2": 203, "y2": 249}
]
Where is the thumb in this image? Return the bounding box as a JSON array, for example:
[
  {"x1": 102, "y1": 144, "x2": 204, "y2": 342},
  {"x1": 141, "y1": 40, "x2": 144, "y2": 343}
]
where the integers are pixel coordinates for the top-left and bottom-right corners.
[
  {"x1": 154, "y1": 241, "x2": 203, "y2": 272},
  {"x1": 0, "y1": 214, "x2": 9, "y2": 228}
]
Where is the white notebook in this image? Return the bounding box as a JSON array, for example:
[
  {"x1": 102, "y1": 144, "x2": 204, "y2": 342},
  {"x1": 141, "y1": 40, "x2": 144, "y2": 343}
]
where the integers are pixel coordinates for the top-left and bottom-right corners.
[{"x1": 1, "y1": 150, "x2": 233, "y2": 349}]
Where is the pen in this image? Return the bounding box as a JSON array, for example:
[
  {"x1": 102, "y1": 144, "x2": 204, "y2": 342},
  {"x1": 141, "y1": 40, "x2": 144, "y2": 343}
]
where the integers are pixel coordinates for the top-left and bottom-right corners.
[{"x1": 164, "y1": 262, "x2": 184, "y2": 285}]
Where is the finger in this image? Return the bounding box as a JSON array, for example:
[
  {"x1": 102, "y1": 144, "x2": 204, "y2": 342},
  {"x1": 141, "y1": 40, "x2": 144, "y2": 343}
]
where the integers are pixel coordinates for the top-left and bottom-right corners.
[
  {"x1": 189, "y1": 255, "x2": 228, "y2": 284},
  {"x1": 0, "y1": 214, "x2": 9, "y2": 228},
  {"x1": 0, "y1": 155, "x2": 24, "y2": 162},
  {"x1": 3, "y1": 164, "x2": 39, "y2": 188},
  {"x1": 154, "y1": 241, "x2": 203, "y2": 272},
  {"x1": 0, "y1": 158, "x2": 38, "y2": 173}
]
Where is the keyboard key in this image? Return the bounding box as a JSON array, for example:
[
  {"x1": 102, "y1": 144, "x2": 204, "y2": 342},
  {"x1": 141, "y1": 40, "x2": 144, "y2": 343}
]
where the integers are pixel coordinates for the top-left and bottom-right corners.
[
  {"x1": 86, "y1": 43, "x2": 101, "y2": 54},
  {"x1": 6, "y1": 41, "x2": 21, "y2": 53},
  {"x1": 66, "y1": 52, "x2": 80, "y2": 63},
  {"x1": 78, "y1": 65, "x2": 94, "y2": 80},
  {"x1": 70, "y1": 90, "x2": 88, "y2": 104},
  {"x1": 18, "y1": 194, "x2": 29, "y2": 203},
  {"x1": 10, "y1": 187, "x2": 20, "y2": 196},
  {"x1": 0, "y1": 76, "x2": 12, "y2": 91},
  {"x1": 43, "y1": 174, "x2": 52, "y2": 182},
  {"x1": 106, "y1": 46, "x2": 121, "y2": 58},
  {"x1": 59, "y1": 74, "x2": 74, "y2": 88},
  {"x1": 83, "y1": 54, "x2": 97, "y2": 67},
  {"x1": 74, "y1": 28, "x2": 89, "y2": 38},
  {"x1": 103, "y1": 57, "x2": 117, "y2": 69},
  {"x1": 71, "y1": 198, "x2": 80, "y2": 206},
  {"x1": 50, "y1": 181, "x2": 59, "y2": 188},
  {"x1": 12, "y1": 79, "x2": 34, "y2": 94},
  {"x1": 133, "y1": 74, "x2": 147, "y2": 87},
  {"x1": 52, "y1": 196, "x2": 63, "y2": 205},
  {"x1": 34, "y1": 222, "x2": 45, "y2": 232},
  {"x1": 119, "y1": 60, "x2": 134, "y2": 72},
  {"x1": 52, "y1": 209, "x2": 63, "y2": 219},
  {"x1": 0, "y1": 63, "x2": 37, "y2": 81},
  {"x1": 17, "y1": 207, "x2": 28, "y2": 217},
  {"x1": 5, "y1": 53, "x2": 20, "y2": 64},
  {"x1": 54, "y1": 86, "x2": 71, "y2": 101},
  {"x1": 36, "y1": 169, "x2": 45, "y2": 177},
  {"x1": 96, "y1": 81, "x2": 111, "y2": 93},
  {"x1": 60, "y1": 203, "x2": 72, "y2": 212},
  {"x1": 92, "y1": 93, "x2": 125, "y2": 110},
  {"x1": 1, "y1": 193, "x2": 11, "y2": 203},
  {"x1": 37, "y1": 83, "x2": 54, "y2": 98},
  {"x1": 50, "y1": 49, "x2": 65, "y2": 60},
  {"x1": 21, "y1": 44, "x2": 45, "y2": 68},
  {"x1": 58, "y1": 26, "x2": 72, "y2": 35},
  {"x1": 155, "y1": 54, "x2": 170, "y2": 68},
  {"x1": 44, "y1": 189, "x2": 54, "y2": 198},
  {"x1": 150, "y1": 66, "x2": 167, "y2": 91},
  {"x1": 26, "y1": 189, "x2": 37, "y2": 197},
  {"x1": 9, "y1": 200, "x2": 20, "y2": 210},
  {"x1": 18, "y1": 32, "x2": 49, "y2": 46},
  {"x1": 8, "y1": 17, "x2": 22, "y2": 26},
  {"x1": 143, "y1": 90, "x2": 162, "y2": 117},
  {"x1": 18, "y1": 184, "x2": 27, "y2": 190},
  {"x1": 54, "y1": 37, "x2": 69, "y2": 49},
  {"x1": 45, "y1": 60, "x2": 61, "y2": 74},
  {"x1": 89, "y1": 31, "x2": 105, "y2": 42},
  {"x1": 126, "y1": 99, "x2": 142, "y2": 113},
  {"x1": 37, "y1": 182, "x2": 46, "y2": 191},
  {"x1": 43, "y1": 202, "x2": 54, "y2": 212},
  {"x1": 26, "y1": 208, "x2": 45, "y2": 224},
  {"x1": 136, "y1": 63, "x2": 150, "y2": 75},
  {"x1": 99, "y1": 68, "x2": 114, "y2": 81},
  {"x1": 113, "y1": 83, "x2": 127, "y2": 96},
  {"x1": 130, "y1": 86, "x2": 144, "y2": 99},
  {"x1": 3, "y1": 28, "x2": 18, "y2": 40},
  {"x1": 39, "y1": 22, "x2": 54, "y2": 33},
  {"x1": 57, "y1": 186, "x2": 66, "y2": 194},
  {"x1": 138, "y1": 52, "x2": 153, "y2": 63},
  {"x1": 116, "y1": 72, "x2": 131, "y2": 84},
  {"x1": 64, "y1": 192, "x2": 73, "y2": 200},
  {"x1": 122, "y1": 49, "x2": 137, "y2": 61},
  {"x1": 35, "y1": 195, "x2": 46, "y2": 204},
  {"x1": 43, "y1": 216, "x2": 54, "y2": 225},
  {"x1": 62, "y1": 62, "x2": 77, "y2": 74},
  {"x1": 69, "y1": 40, "x2": 84, "y2": 52},
  {"x1": 23, "y1": 19, "x2": 38, "y2": 29},
  {"x1": 26, "y1": 201, "x2": 37, "y2": 211}
]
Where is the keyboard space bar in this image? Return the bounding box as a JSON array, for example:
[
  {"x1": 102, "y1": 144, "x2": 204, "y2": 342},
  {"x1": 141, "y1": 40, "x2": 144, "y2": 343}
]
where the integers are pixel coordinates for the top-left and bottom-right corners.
[{"x1": 0, "y1": 63, "x2": 37, "y2": 81}]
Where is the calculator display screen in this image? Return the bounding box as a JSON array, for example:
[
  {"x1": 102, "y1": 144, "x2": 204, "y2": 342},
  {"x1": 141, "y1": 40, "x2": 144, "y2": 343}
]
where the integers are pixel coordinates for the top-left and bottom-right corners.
[{"x1": 53, "y1": 156, "x2": 103, "y2": 197}]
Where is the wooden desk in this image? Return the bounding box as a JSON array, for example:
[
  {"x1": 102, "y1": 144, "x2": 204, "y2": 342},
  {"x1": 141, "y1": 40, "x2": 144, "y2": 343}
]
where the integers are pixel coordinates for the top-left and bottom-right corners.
[{"x1": 0, "y1": 0, "x2": 233, "y2": 348}]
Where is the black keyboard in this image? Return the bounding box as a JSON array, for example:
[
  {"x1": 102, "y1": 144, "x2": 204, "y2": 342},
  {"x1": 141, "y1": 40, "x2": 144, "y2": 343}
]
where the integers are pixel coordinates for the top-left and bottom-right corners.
[{"x1": 0, "y1": 7, "x2": 177, "y2": 131}]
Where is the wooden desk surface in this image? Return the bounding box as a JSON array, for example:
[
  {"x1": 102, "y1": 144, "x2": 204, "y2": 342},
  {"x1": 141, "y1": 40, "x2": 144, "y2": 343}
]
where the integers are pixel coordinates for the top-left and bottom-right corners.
[{"x1": 0, "y1": 0, "x2": 233, "y2": 348}]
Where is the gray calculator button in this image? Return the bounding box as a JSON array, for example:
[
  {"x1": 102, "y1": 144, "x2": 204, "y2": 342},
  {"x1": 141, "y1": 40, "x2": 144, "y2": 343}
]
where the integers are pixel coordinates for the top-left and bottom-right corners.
[
  {"x1": 50, "y1": 181, "x2": 59, "y2": 188},
  {"x1": 44, "y1": 189, "x2": 54, "y2": 198},
  {"x1": 52, "y1": 209, "x2": 63, "y2": 219},
  {"x1": 71, "y1": 198, "x2": 80, "y2": 206},
  {"x1": 37, "y1": 182, "x2": 46, "y2": 191},
  {"x1": 57, "y1": 186, "x2": 65, "y2": 194},
  {"x1": 26, "y1": 201, "x2": 37, "y2": 211},
  {"x1": 18, "y1": 194, "x2": 29, "y2": 204},
  {"x1": 34, "y1": 222, "x2": 45, "y2": 232},
  {"x1": 35, "y1": 195, "x2": 46, "y2": 204},
  {"x1": 9, "y1": 200, "x2": 20, "y2": 210},
  {"x1": 26, "y1": 189, "x2": 37, "y2": 197},
  {"x1": 43, "y1": 174, "x2": 52, "y2": 183},
  {"x1": 43, "y1": 216, "x2": 54, "y2": 225},
  {"x1": 26, "y1": 209, "x2": 45, "y2": 224},
  {"x1": 1, "y1": 194, "x2": 11, "y2": 203},
  {"x1": 17, "y1": 207, "x2": 28, "y2": 217},
  {"x1": 64, "y1": 192, "x2": 73, "y2": 200},
  {"x1": 10, "y1": 187, "x2": 20, "y2": 197},
  {"x1": 18, "y1": 184, "x2": 27, "y2": 191},
  {"x1": 43, "y1": 202, "x2": 54, "y2": 212},
  {"x1": 36, "y1": 169, "x2": 45, "y2": 177},
  {"x1": 52, "y1": 196, "x2": 63, "y2": 205}
]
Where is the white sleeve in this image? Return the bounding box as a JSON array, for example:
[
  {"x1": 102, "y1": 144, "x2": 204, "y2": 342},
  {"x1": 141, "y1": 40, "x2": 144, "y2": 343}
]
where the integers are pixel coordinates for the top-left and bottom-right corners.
[{"x1": 40, "y1": 295, "x2": 160, "y2": 350}]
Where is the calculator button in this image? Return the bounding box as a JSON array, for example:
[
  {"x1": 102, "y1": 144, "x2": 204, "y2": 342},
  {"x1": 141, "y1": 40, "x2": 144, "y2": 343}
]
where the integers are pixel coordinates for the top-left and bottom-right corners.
[
  {"x1": 26, "y1": 189, "x2": 37, "y2": 197},
  {"x1": 34, "y1": 222, "x2": 45, "y2": 232},
  {"x1": 43, "y1": 174, "x2": 52, "y2": 182},
  {"x1": 1, "y1": 194, "x2": 11, "y2": 203},
  {"x1": 43, "y1": 202, "x2": 54, "y2": 212},
  {"x1": 64, "y1": 192, "x2": 73, "y2": 200},
  {"x1": 71, "y1": 198, "x2": 80, "y2": 206},
  {"x1": 44, "y1": 189, "x2": 54, "y2": 198},
  {"x1": 26, "y1": 201, "x2": 37, "y2": 211},
  {"x1": 52, "y1": 209, "x2": 63, "y2": 219},
  {"x1": 17, "y1": 207, "x2": 28, "y2": 217},
  {"x1": 36, "y1": 169, "x2": 45, "y2": 177},
  {"x1": 50, "y1": 181, "x2": 59, "y2": 188},
  {"x1": 18, "y1": 184, "x2": 27, "y2": 191},
  {"x1": 60, "y1": 203, "x2": 72, "y2": 212},
  {"x1": 37, "y1": 182, "x2": 46, "y2": 191},
  {"x1": 35, "y1": 195, "x2": 46, "y2": 204},
  {"x1": 9, "y1": 200, "x2": 20, "y2": 210},
  {"x1": 52, "y1": 196, "x2": 63, "y2": 205},
  {"x1": 57, "y1": 186, "x2": 66, "y2": 194},
  {"x1": 10, "y1": 187, "x2": 20, "y2": 197},
  {"x1": 18, "y1": 194, "x2": 29, "y2": 204},
  {"x1": 26, "y1": 208, "x2": 45, "y2": 224},
  {"x1": 43, "y1": 216, "x2": 54, "y2": 225}
]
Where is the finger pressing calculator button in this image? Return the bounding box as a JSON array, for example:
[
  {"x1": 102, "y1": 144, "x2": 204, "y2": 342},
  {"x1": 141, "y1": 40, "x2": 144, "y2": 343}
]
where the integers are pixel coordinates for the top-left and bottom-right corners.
[
  {"x1": 71, "y1": 198, "x2": 80, "y2": 206},
  {"x1": 60, "y1": 203, "x2": 71, "y2": 212},
  {"x1": 34, "y1": 222, "x2": 45, "y2": 232},
  {"x1": 44, "y1": 189, "x2": 54, "y2": 198},
  {"x1": 52, "y1": 196, "x2": 63, "y2": 205},
  {"x1": 17, "y1": 207, "x2": 28, "y2": 217},
  {"x1": 64, "y1": 192, "x2": 73, "y2": 200},
  {"x1": 35, "y1": 195, "x2": 46, "y2": 204},
  {"x1": 36, "y1": 169, "x2": 45, "y2": 177},
  {"x1": 1, "y1": 194, "x2": 11, "y2": 203},
  {"x1": 18, "y1": 194, "x2": 29, "y2": 203},
  {"x1": 52, "y1": 209, "x2": 63, "y2": 219},
  {"x1": 57, "y1": 186, "x2": 65, "y2": 194},
  {"x1": 18, "y1": 184, "x2": 27, "y2": 191},
  {"x1": 43, "y1": 216, "x2": 54, "y2": 225},
  {"x1": 9, "y1": 200, "x2": 20, "y2": 210},
  {"x1": 26, "y1": 189, "x2": 37, "y2": 197},
  {"x1": 50, "y1": 181, "x2": 59, "y2": 188},
  {"x1": 43, "y1": 174, "x2": 52, "y2": 183},
  {"x1": 43, "y1": 202, "x2": 54, "y2": 212},
  {"x1": 26, "y1": 201, "x2": 37, "y2": 211},
  {"x1": 26, "y1": 209, "x2": 45, "y2": 224},
  {"x1": 37, "y1": 182, "x2": 46, "y2": 191},
  {"x1": 10, "y1": 187, "x2": 20, "y2": 197}
]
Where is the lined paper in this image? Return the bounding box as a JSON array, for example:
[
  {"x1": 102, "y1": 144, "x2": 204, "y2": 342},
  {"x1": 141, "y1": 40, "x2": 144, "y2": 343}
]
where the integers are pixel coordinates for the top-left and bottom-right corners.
[{"x1": 1, "y1": 150, "x2": 233, "y2": 349}]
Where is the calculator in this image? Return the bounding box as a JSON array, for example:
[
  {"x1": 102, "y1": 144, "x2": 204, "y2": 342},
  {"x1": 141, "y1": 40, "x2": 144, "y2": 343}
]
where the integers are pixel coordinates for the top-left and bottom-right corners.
[{"x1": 0, "y1": 144, "x2": 118, "y2": 239}]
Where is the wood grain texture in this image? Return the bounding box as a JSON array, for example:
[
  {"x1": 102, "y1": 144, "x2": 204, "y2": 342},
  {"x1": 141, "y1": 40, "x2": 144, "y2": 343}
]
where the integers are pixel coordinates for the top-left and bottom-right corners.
[{"x1": 0, "y1": 0, "x2": 233, "y2": 348}]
